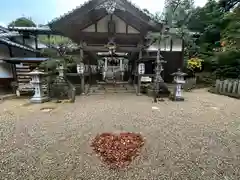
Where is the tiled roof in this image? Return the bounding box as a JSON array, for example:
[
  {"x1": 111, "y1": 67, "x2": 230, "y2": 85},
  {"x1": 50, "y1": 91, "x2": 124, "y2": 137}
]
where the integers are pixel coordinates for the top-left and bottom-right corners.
[
  {"x1": 0, "y1": 25, "x2": 9, "y2": 34},
  {"x1": 1, "y1": 57, "x2": 49, "y2": 62},
  {"x1": 0, "y1": 26, "x2": 37, "y2": 52},
  {"x1": 48, "y1": 0, "x2": 93, "y2": 24},
  {"x1": 8, "y1": 26, "x2": 51, "y2": 31},
  {"x1": 0, "y1": 38, "x2": 36, "y2": 52},
  {"x1": 48, "y1": 0, "x2": 159, "y2": 25},
  {"x1": 0, "y1": 32, "x2": 20, "y2": 38}
]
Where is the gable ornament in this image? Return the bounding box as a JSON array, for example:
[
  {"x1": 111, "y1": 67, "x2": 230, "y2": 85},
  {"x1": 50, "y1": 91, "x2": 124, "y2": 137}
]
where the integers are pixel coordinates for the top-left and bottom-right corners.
[{"x1": 96, "y1": 0, "x2": 125, "y2": 14}]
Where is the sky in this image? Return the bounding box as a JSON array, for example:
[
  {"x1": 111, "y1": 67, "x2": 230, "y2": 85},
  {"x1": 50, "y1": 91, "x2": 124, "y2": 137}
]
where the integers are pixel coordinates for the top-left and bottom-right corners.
[{"x1": 0, "y1": 0, "x2": 208, "y2": 27}]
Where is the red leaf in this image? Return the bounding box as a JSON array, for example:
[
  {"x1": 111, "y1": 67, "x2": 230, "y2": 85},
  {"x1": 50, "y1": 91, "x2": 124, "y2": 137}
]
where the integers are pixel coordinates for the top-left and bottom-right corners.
[{"x1": 91, "y1": 132, "x2": 145, "y2": 169}]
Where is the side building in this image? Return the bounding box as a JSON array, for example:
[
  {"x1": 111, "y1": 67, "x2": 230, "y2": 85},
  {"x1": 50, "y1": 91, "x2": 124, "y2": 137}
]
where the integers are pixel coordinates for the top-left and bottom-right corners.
[{"x1": 0, "y1": 26, "x2": 48, "y2": 94}]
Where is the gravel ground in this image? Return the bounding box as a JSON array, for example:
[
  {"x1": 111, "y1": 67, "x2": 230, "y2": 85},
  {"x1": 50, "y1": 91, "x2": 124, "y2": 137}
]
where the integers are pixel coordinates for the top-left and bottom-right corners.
[{"x1": 0, "y1": 89, "x2": 240, "y2": 180}]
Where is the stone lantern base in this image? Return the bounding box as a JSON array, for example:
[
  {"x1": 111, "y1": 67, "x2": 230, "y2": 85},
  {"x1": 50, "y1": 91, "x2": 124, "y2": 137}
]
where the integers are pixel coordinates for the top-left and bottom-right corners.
[
  {"x1": 30, "y1": 96, "x2": 49, "y2": 104},
  {"x1": 169, "y1": 94, "x2": 185, "y2": 101}
]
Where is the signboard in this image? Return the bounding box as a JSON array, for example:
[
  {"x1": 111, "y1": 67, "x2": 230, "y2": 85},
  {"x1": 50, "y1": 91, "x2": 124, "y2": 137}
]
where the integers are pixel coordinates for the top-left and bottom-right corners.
[
  {"x1": 138, "y1": 63, "x2": 145, "y2": 75},
  {"x1": 77, "y1": 63, "x2": 84, "y2": 74},
  {"x1": 141, "y1": 76, "x2": 152, "y2": 82}
]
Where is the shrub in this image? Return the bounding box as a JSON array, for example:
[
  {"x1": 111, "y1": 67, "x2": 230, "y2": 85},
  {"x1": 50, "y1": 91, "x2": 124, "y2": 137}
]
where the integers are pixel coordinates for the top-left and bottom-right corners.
[{"x1": 213, "y1": 50, "x2": 240, "y2": 79}]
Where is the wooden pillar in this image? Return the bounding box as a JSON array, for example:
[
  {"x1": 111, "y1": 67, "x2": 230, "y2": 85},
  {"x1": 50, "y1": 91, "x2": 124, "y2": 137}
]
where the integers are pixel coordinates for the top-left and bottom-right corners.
[
  {"x1": 170, "y1": 38, "x2": 173, "y2": 52},
  {"x1": 35, "y1": 34, "x2": 38, "y2": 50},
  {"x1": 47, "y1": 34, "x2": 51, "y2": 47},
  {"x1": 22, "y1": 35, "x2": 25, "y2": 45},
  {"x1": 137, "y1": 49, "x2": 142, "y2": 96},
  {"x1": 88, "y1": 58, "x2": 91, "y2": 85},
  {"x1": 120, "y1": 58, "x2": 124, "y2": 81},
  {"x1": 104, "y1": 57, "x2": 108, "y2": 80},
  {"x1": 133, "y1": 59, "x2": 137, "y2": 85},
  {"x1": 181, "y1": 39, "x2": 185, "y2": 69},
  {"x1": 79, "y1": 41, "x2": 85, "y2": 94},
  {"x1": 8, "y1": 46, "x2": 17, "y2": 93}
]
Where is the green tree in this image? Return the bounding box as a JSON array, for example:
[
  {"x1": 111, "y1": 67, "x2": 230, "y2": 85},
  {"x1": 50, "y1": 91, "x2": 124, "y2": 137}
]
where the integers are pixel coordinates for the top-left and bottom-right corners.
[
  {"x1": 188, "y1": 0, "x2": 224, "y2": 51},
  {"x1": 163, "y1": 0, "x2": 199, "y2": 62},
  {"x1": 164, "y1": 0, "x2": 195, "y2": 27},
  {"x1": 38, "y1": 35, "x2": 79, "y2": 72},
  {"x1": 160, "y1": 0, "x2": 240, "y2": 78},
  {"x1": 8, "y1": 17, "x2": 36, "y2": 27},
  {"x1": 221, "y1": 5, "x2": 240, "y2": 50}
]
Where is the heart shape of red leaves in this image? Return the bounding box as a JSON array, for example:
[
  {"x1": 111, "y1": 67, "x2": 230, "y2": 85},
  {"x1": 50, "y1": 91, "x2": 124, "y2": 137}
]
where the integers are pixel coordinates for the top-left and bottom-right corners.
[{"x1": 91, "y1": 132, "x2": 144, "y2": 169}]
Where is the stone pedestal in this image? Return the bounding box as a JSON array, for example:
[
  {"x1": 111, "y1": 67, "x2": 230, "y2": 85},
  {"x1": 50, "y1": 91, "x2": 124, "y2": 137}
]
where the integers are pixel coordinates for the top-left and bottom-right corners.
[
  {"x1": 29, "y1": 69, "x2": 49, "y2": 103},
  {"x1": 77, "y1": 63, "x2": 85, "y2": 95},
  {"x1": 170, "y1": 69, "x2": 187, "y2": 101},
  {"x1": 172, "y1": 84, "x2": 184, "y2": 101}
]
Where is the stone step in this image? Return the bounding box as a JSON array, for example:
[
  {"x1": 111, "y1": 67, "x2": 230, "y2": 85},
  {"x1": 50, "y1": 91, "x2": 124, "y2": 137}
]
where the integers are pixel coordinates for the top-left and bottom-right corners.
[
  {"x1": 88, "y1": 86, "x2": 135, "y2": 94},
  {"x1": 97, "y1": 81, "x2": 129, "y2": 85},
  {"x1": 91, "y1": 87, "x2": 135, "y2": 91},
  {"x1": 97, "y1": 87, "x2": 135, "y2": 90},
  {"x1": 89, "y1": 91, "x2": 135, "y2": 95}
]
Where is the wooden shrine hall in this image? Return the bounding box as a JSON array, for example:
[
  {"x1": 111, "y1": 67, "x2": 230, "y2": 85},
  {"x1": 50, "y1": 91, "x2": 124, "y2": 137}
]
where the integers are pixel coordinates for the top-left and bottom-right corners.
[{"x1": 48, "y1": 0, "x2": 184, "y2": 94}]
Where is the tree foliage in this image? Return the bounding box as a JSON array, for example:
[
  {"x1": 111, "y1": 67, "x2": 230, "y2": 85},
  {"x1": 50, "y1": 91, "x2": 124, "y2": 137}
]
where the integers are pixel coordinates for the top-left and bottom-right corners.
[
  {"x1": 38, "y1": 35, "x2": 79, "y2": 72},
  {"x1": 220, "y1": 6, "x2": 240, "y2": 50},
  {"x1": 164, "y1": 0, "x2": 195, "y2": 27},
  {"x1": 178, "y1": 0, "x2": 240, "y2": 79},
  {"x1": 161, "y1": 0, "x2": 240, "y2": 79},
  {"x1": 8, "y1": 17, "x2": 36, "y2": 27}
]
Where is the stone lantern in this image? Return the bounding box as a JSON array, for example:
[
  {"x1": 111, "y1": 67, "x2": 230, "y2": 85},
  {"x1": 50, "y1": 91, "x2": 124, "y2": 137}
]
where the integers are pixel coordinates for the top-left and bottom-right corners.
[
  {"x1": 29, "y1": 68, "x2": 49, "y2": 103},
  {"x1": 171, "y1": 69, "x2": 187, "y2": 101}
]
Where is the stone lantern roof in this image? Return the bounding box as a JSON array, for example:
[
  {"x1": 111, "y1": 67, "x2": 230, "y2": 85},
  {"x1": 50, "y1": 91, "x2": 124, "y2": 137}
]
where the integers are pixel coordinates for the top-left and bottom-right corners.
[
  {"x1": 171, "y1": 69, "x2": 187, "y2": 77},
  {"x1": 28, "y1": 68, "x2": 45, "y2": 75}
]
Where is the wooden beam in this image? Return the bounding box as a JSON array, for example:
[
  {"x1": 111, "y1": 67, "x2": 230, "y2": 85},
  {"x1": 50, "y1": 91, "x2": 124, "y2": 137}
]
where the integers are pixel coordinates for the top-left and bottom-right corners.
[
  {"x1": 98, "y1": 54, "x2": 128, "y2": 58},
  {"x1": 77, "y1": 32, "x2": 142, "y2": 45},
  {"x1": 138, "y1": 56, "x2": 156, "y2": 62},
  {"x1": 137, "y1": 48, "x2": 142, "y2": 95},
  {"x1": 78, "y1": 32, "x2": 141, "y2": 39},
  {"x1": 82, "y1": 45, "x2": 140, "y2": 52}
]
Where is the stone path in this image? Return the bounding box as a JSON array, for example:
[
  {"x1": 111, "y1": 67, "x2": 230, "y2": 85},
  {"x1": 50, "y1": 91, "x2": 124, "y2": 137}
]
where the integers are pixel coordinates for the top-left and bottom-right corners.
[{"x1": 0, "y1": 89, "x2": 240, "y2": 180}]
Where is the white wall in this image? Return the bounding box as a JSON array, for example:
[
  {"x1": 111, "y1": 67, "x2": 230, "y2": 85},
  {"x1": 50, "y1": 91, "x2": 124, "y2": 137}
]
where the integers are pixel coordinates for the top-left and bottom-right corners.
[
  {"x1": 82, "y1": 15, "x2": 139, "y2": 34},
  {"x1": 0, "y1": 44, "x2": 13, "y2": 78},
  {"x1": 11, "y1": 47, "x2": 36, "y2": 57},
  {"x1": 14, "y1": 36, "x2": 47, "y2": 49},
  {"x1": 172, "y1": 38, "x2": 182, "y2": 51},
  {"x1": 0, "y1": 43, "x2": 37, "y2": 79},
  {"x1": 147, "y1": 37, "x2": 183, "y2": 52}
]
